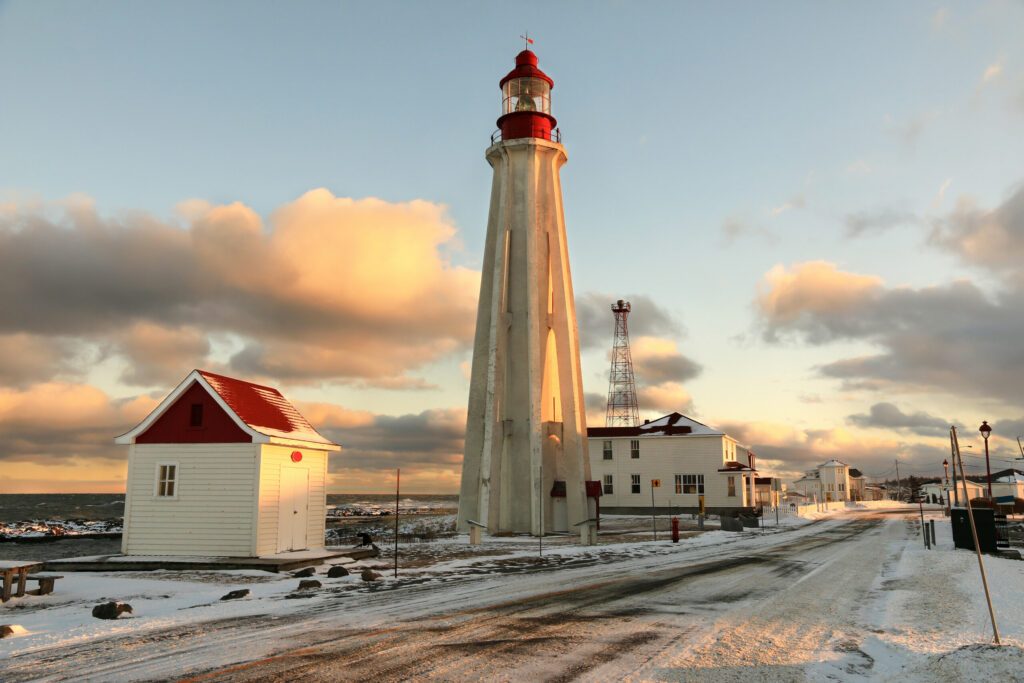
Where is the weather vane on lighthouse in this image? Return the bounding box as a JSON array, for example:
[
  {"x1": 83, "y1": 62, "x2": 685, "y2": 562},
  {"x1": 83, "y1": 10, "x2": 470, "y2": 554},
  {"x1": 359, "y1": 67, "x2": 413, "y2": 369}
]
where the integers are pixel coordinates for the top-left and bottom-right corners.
[{"x1": 520, "y1": 32, "x2": 534, "y2": 50}]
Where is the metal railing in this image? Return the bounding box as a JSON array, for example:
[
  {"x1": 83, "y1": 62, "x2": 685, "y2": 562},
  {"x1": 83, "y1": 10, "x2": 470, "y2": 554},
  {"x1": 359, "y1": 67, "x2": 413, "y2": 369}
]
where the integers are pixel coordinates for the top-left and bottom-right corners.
[{"x1": 490, "y1": 127, "x2": 562, "y2": 144}]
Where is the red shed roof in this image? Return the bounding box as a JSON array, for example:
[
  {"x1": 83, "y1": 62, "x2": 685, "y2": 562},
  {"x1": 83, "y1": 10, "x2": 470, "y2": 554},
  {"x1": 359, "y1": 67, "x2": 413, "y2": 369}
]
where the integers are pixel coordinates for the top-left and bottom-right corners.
[{"x1": 115, "y1": 369, "x2": 338, "y2": 449}]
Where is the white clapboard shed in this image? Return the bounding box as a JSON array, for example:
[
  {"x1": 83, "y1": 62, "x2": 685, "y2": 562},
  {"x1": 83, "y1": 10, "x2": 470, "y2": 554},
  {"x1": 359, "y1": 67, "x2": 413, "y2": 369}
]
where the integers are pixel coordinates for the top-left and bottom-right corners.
[{"x1": 115, "y1": 369, "x2": 340, "y2": 557}]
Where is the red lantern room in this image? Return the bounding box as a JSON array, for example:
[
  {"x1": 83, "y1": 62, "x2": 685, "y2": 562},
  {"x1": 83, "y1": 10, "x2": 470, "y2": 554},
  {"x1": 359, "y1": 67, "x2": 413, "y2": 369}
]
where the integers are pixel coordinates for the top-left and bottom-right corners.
[{"x1": 497, "y1": 50, "x2": 557, "y2": 142}]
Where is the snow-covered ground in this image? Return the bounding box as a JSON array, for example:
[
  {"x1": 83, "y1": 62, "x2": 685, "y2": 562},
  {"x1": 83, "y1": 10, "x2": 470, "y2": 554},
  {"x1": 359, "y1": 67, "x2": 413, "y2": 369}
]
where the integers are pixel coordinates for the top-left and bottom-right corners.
[{"x1": 1, "y1": 507, "x2": 1021, "y2": 681}]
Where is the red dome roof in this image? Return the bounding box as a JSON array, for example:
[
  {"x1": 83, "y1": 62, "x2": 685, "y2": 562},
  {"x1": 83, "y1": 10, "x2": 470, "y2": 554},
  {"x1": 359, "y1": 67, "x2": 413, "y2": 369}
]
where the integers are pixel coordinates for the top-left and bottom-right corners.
[{"x1": 499, "y1": 49, "x2": 554, "y2": 88}]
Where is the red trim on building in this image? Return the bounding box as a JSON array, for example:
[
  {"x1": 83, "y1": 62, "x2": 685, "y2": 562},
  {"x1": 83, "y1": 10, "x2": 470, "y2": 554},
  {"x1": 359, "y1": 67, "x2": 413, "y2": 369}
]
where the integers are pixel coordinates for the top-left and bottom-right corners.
[{"x1": 136, "y1": 382, "x2": 251, "y2": 444}]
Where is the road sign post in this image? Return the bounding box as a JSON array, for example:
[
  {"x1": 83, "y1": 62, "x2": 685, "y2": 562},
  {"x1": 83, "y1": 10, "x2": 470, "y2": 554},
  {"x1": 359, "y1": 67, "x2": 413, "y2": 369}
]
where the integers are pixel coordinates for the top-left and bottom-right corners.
[{"x1": 650, "y1": 479, "x2": 661, "y2": 541}]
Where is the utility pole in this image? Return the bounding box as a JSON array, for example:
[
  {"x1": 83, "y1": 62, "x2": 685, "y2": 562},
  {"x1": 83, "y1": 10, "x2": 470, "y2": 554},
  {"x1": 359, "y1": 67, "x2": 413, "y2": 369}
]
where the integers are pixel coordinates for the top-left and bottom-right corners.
[
  {"x1": 952, "y1": 426, "x2": 1000, "y2": 644},
  {"x1": 950, "y1": 431, "x2": 960, "y2": 506},
  {"x1": 895, "y1": 459, "x2": 902, "y2": 502}
]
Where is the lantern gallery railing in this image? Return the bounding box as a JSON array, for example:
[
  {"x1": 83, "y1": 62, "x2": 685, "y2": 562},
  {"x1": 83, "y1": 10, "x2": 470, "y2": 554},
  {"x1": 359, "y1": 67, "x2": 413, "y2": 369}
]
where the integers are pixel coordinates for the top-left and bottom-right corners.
[{"x1": 491, "y1": 127, "x2": 562, "y2": 144}]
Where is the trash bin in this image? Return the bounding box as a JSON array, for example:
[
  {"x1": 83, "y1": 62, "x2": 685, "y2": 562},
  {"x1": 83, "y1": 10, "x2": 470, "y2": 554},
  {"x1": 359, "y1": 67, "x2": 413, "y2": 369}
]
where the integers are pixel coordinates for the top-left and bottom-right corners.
[{"x1": 951, "y1": 507, "x2": 996, "y2": 552}]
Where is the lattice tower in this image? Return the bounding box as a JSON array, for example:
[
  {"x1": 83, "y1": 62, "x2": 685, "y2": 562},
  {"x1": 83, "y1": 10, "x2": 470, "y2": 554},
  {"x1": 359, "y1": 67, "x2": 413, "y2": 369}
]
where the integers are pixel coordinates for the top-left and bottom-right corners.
[{"x1": 606, "y1": 300, "x2": 640, "y2": 427}]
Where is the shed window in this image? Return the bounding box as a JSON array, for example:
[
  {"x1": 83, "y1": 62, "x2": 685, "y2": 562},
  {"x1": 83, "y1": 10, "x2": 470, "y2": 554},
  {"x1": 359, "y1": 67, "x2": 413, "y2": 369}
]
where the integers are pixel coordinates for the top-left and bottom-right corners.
[
  {"x1": 156, "y1": 464, "x2": 177, "y2": 498},
  {"x1": 631, "y1": 474, "x2": 641, "y2": 494},
  {"x1": 630, "y1": 440, "x2": 640, "y2": 459},
  {"x1": 603, "y1": 474, "x2": 614, "y2": 495},
  {"x1": 603, "y1": 440, "x2": 613, "y2": 460},
  {"x1": 190, "y1": 403, "x2": 204, "y2": 427}
]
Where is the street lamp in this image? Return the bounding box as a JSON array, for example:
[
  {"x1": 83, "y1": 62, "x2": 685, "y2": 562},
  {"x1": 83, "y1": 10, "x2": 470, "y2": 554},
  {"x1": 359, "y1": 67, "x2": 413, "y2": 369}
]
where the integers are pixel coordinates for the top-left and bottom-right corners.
[
  {"x1": 943, "y1": 458, "x2": 949, "y2": 485},
  {"x1": 980, "y1": 420, "x2": 993, "y2": 500}
]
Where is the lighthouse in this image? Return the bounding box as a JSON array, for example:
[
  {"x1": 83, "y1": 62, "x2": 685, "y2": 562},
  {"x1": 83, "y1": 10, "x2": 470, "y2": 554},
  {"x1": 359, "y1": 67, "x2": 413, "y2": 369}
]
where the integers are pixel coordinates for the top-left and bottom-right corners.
[{"x1": 458, "y1": 48, "x2": 593, "y2": 540}]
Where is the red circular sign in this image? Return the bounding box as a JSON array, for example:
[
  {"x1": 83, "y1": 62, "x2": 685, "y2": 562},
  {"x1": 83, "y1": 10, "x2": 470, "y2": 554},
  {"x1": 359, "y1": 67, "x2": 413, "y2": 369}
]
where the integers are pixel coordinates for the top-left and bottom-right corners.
[{"x1": 290, "y1": 451, "x2": 303, "y2": 462}]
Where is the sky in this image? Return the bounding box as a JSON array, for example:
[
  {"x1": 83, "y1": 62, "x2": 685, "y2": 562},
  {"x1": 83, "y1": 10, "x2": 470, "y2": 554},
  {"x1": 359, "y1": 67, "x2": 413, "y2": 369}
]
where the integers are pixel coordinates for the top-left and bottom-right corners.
[{"x1": 2, "y1": 1, "x2": 1024, "y2": 493}]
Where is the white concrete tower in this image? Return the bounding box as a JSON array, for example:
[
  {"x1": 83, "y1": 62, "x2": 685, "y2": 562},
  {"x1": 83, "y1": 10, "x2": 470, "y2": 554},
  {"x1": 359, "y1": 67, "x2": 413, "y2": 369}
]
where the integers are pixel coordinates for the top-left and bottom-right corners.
[{"x1": 458, "y1": 49, "x2": 593, "y2": 540}]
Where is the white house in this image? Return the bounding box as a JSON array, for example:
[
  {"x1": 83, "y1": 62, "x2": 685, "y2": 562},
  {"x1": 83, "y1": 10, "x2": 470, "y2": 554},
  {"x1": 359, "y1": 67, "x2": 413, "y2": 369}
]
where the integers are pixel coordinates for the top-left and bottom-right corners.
[
  {"x1": 587, "y1": 413, "x2": 758, "y2": 514},
  {"x1": 792, "y1": 459, "x2": 857, "y2": 502},
  {"x1": 920, "y1": 480, "x2": 985, "y2": 504},
  {"x1": 115, "y1": 369, "x2": 340, "y2": 557}
]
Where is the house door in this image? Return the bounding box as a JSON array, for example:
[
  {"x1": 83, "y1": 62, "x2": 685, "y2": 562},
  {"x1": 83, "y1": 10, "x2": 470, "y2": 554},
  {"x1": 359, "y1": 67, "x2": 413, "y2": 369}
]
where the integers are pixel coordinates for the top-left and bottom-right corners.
[
  {"x1": 552, "y1": 497, "x2": 568, "y2": 532},
  {"x1": 277, "y1": 467, "x2": 309, "y2": 552}
]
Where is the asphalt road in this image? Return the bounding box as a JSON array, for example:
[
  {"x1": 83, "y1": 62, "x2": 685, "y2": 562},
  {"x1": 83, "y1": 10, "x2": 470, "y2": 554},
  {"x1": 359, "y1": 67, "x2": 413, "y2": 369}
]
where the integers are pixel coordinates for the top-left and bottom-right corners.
[{"x1": 186, "y1": 512, "x2": 908, "y2": 682}]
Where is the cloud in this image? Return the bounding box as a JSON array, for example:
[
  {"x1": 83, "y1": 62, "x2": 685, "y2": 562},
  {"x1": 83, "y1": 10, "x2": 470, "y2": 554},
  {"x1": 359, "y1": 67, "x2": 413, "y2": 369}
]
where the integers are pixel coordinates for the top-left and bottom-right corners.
[
  {"x1": 318, "y1": 407, "x2": 467, "y2": 493},
  {"x1": 931, "y1": 7, "x2": 949, "y2": 30},
  {"x1": 848, "y1": 402, "x2": 951, "y2": 436},
  {"x1": 844, "y1": 207, "x2": 920, "y2": 237},
  {"x1": 982, "y1": 59, "x2": 1003, "y2": 84},
  {"x1": 756, "y1": 261, "x2": 883, "y2": 342},
  {"x1": 720, "y1": 216, "x2": 777, "y2": 244},
  {"x1": 630, "y1": 336, "x2": 702, "y2": 385},
  {"x1": 0, "y1": 190, "x2": 479, "y2": 387},
  {"x1": 929, "y1": 184, "x2": 1024, "y2": 276},
  {"x1": 884, "y1": 112, "x2": 937, "y2": 149},
  {"x1": 575, "y1": 293, "x2": 683, "y2": 351},
  {"x1": 0, "y1": 334, "x2": 82, "y2": 387},
  {"x1": 756, "y1": 261, "x2": 1024, "y2": 406},
  {"x1": 0, "y1": 383, "x2": 157, "y2": 466},
  {"x1": 769, "y1": 194, "x2": 806, "y2": 217},
  {"x1": 637, "y1": 382, "x2": 693, "y2": 415}
]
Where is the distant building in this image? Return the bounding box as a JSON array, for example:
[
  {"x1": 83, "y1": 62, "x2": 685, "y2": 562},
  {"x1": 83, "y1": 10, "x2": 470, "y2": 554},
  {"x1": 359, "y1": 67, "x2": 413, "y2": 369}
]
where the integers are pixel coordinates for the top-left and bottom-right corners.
[
  {"x1": 587, "y1": 413, "x2": 758, "y2": 515},
  {"x1": 792, "y1": 460, "x2": 859, "y2": 502},
  {"x1": 115, "y1": 369, "x2": 340, "y2": 557}
]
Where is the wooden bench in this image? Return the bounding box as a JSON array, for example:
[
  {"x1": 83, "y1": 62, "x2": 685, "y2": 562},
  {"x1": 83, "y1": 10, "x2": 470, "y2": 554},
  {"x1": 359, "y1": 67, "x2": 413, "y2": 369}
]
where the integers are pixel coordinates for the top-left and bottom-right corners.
[
  {"x1": 1, "y1": 561, "x2": 43, "y2": 601},
  {"x1": 25, "y1": 574, "x2": 63, "y2": 596}
]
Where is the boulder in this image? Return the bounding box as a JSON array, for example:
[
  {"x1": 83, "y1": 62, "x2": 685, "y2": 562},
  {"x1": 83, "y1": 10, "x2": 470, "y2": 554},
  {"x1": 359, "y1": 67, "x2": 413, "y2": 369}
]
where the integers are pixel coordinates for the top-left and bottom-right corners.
[
  {"x1": 292, "y1": 567, "x2": 317, "y2": 578},
  {"x1": 92, "y1": 602, "x2": 133, "y2": 620},
  {"x1": 297, "y1": 579, "x2": 322, "y2": 590},
  {"x1": 327, "y1": 565, "x2": 350, "y2": 578},
  {"x1": 1, "y1": 624, "x2": 28, "y2": 638},
  {"x1": 361, "y1": 568, "x2": 382, "y2": 582},
  {"x1": 219, "y1": 589, "x2": 251, "y2": 601}
]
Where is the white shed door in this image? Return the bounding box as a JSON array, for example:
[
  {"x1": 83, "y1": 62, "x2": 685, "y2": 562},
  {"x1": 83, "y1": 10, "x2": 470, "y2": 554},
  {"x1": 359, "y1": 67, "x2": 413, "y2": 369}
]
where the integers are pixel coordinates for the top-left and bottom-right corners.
[{"x1": 277, "y1": 467, "x2": 309, "y2": 552}]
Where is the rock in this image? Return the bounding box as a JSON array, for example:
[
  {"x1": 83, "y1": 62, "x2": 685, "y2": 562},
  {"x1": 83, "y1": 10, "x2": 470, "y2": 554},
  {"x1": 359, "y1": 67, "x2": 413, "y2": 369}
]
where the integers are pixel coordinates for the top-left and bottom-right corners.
[
  {"x1": 92, "y1": 602, "x2": 133, "y2": 620},
  {"x1": 1, "y1": 624, "x2": 28, "y2": 638},
  {"x1": 327, "y1": 565, "x2": 350, "y2": 578},
  {"x1": 297, "y1": 579, "x2": 322, "y2": 590},
  {"x1": 292, "y1": 567, "x2": 317, "y2": 578},
  {"x1": 361, "y1": 568, "x2": 382, "y2": 582},
  {"x1": 219, "y1": 589, "x2": 250, "y2": 601}
]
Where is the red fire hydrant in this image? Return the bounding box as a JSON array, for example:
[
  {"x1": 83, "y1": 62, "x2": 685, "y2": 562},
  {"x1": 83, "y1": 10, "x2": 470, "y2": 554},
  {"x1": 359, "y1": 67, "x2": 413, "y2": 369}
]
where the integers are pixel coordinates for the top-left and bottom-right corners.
[{"x1": 671, "y1": 516, "x2": 680, "y2": 543}]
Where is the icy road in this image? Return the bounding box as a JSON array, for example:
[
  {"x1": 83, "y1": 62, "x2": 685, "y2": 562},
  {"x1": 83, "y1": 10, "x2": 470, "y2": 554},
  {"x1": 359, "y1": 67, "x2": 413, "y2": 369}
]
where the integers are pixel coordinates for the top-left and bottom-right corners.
[{"x1": 4, "y1": 509, "x2": 1022, "y2": 681}]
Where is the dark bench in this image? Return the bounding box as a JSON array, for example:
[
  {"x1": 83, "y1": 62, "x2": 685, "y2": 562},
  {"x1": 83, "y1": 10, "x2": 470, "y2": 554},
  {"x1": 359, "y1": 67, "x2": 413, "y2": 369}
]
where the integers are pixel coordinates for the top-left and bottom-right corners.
[{"x1": 25, "y1": 574, "x2": 63, "y2": 596}]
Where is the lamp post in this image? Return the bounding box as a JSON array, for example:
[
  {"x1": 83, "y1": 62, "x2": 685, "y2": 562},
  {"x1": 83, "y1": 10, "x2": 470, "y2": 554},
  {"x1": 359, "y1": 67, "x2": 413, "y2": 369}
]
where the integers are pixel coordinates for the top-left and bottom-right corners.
[
  {"x1": 980, "y1": 421, "x2": 993, "y2": 499},
  {"x1": 943, "y1": 458, "x2": 950, "y2": 506}
]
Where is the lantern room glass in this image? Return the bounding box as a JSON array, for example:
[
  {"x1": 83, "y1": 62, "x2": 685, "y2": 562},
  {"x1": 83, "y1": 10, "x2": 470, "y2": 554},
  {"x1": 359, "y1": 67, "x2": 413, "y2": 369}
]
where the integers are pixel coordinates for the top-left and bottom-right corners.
[{"x1": 502, "y1": 77, "x2": 550, "y2": 116}]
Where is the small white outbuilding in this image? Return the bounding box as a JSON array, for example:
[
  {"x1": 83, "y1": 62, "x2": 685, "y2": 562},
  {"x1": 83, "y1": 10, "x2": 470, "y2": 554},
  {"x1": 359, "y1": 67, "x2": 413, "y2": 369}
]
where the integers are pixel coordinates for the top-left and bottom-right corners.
[{"x1": 115, "y1": 369, "x2": 340, "y2": 557}]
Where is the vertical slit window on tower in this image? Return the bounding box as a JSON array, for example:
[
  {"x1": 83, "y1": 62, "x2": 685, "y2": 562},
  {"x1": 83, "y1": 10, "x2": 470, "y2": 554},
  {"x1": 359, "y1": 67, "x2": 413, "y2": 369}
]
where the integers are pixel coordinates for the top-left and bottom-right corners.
[
  {"x1": 603, "y1": 474, "x2": 613, "y2": 495},
  {"x1": 631, "y1": 474, "x2": 641, "y2": 494},
  {"x1": 603, "y1": 440, "x2": 613, "y2": 460},
  {"x1": 630, "y1": 439, "x2": 640, "y2": 459}
]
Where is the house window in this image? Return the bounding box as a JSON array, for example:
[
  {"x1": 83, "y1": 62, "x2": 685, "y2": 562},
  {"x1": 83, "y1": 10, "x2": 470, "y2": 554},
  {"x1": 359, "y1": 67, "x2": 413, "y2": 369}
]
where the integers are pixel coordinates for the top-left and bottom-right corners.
[
  {"x1": 727, "y1": 476, "x2": 736, "y2": 497},
  {"x1": 828, "y1": 483, "x2": 834, "y2": 492},
  {"x1": 190, "y1": 403, "x2": 203, "y2": 427},
  {"x1": 156, "y1": 463, "x2": 177, "y2": 498},
  {"x1": 630, "y1": 440, "x2": 640, "y2": 459},
  {"x1": 603, "y1": 440, "x2": 613, "y2": 460},
  {"x1": 631, "y1": 474, "x2": 641, "y2": 494},
  {"x1": 674, "y1": 474, "x2": 682, "y2": 494},
  {"x1": 603, "y1": 474, "x2": 614, "y2": 495},
  {"x1": 682, "y1": 474, "x2": 704, "y2": 494},
  {"x1": 839, "y1": 483, "x2": 845, "y2": 492}
]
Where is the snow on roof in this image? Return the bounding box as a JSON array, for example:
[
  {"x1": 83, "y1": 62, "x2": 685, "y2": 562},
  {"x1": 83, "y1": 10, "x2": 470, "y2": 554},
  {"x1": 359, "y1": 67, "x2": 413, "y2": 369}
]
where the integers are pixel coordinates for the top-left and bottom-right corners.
[
  {"x1": 819, "y1": 459, "x2": 848, "y2": 468},
  {"x1": 996, "y1": 473, "x2": 1024, "y2": 484},
  {"x1": 197, "y1": 370, "x2": 335, "y2": 447},
  {"x1": 638, "y1": 412, "x2": 723, "y2": 436},
  {"x1": 116, "y1": 369, "x2": 338, "y2": 448}
]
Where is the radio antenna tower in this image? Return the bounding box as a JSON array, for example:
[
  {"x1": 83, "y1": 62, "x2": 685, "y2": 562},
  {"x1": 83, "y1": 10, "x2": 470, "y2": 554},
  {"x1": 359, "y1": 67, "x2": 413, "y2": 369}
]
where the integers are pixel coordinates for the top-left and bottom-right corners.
[{"x1": 606, "y1": 300, "x2": 640, "y2": 427}]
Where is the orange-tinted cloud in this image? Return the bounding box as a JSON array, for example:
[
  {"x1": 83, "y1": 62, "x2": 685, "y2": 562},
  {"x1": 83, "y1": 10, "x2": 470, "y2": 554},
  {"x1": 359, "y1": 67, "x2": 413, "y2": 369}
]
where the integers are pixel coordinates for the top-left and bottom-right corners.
[{"x1": 0, "y1": 190, "x2": 479, "y2": 388}]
